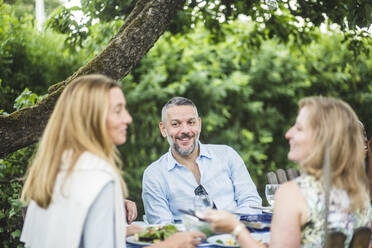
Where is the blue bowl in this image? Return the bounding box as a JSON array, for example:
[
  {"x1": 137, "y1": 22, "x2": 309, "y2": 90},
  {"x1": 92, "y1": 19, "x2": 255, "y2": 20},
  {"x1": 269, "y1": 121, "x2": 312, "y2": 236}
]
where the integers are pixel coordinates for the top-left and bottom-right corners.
[
  {"x1": 239, "y1": 214, "x2": 272, "y2": 232},
  {"x1": 239, "y1": 213, "x2": 272, "y2": 223}
]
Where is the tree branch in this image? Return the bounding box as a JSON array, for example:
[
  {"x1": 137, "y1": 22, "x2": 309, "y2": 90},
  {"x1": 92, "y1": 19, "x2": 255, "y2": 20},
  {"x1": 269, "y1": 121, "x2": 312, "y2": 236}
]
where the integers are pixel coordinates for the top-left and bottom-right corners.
[{"x1": 0, "y1": 0, "x2": 186, "y2": 158}]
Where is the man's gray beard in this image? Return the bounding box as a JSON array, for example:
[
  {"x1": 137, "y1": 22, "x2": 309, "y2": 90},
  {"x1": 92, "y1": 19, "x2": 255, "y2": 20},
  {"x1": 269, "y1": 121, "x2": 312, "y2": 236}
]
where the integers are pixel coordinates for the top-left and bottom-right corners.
[{"x1": 166, "y1": 133, "x2": 200, "y2": 157}]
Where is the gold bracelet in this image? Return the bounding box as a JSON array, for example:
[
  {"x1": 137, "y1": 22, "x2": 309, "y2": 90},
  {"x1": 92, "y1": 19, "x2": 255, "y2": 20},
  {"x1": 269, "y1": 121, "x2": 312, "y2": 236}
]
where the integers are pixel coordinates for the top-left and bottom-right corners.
[{"x1": 232, "y1": 222, "x2": 245, "y2": 239}]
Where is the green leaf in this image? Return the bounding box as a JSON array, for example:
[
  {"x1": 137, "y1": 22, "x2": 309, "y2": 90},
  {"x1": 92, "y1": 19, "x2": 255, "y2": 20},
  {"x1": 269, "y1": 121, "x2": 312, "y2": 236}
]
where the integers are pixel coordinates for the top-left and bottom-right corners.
[{"x1": 11, "y1": 230, "x2": 21, "y2": 239}]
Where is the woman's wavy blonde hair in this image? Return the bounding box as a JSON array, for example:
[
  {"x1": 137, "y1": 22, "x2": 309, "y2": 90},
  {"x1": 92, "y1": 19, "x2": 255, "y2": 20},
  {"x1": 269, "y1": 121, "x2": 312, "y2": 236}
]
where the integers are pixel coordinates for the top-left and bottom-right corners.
[
  {"x1": 21, "y1": 74, "x2": 128, "y2": 208},
  {"x1": 299, "y1": 96, "x2": 370, "y2": 212}
]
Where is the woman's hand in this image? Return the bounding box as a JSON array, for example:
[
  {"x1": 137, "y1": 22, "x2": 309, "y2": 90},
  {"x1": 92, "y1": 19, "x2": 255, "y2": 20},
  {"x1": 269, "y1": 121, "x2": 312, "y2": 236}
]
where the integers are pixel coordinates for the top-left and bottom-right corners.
[
  {"x1": 126, "y1": 224, "x2": 144, "y2": 236},
  {"x1": 204, "y1": 210, "x2": 240, "y2": 233},
  {"x1": 151, "y1": 231, "x2": 206, "y2": 248},
  {"x1": 125, "y1": 199, "x2": 137, "y2": 224}
]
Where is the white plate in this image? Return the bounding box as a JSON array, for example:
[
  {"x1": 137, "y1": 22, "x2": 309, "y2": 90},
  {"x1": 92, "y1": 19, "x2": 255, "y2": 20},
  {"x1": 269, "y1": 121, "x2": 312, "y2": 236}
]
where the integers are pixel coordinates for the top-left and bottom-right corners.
[
  {"x1": 175, "y1": 223, "x2": 186, "y2": 232},
  {"x1": 126, "y1": 224, "x2": 184, "y2": 246},
  {"x1": 207, "y1": 232, "x2": 270, "y2": 247},
  {"x1": 126, "y1": 236, "x2": 152, "y2": 246},
  {"x1": 206, "y1": 234, "x2": 239, "y2": 247},
  {"x1": 242, "y1": 221, "x2": 271, "y2": 229},
  {"x1": 250, "y1": 232, "x2": 270, "y2": 243}
]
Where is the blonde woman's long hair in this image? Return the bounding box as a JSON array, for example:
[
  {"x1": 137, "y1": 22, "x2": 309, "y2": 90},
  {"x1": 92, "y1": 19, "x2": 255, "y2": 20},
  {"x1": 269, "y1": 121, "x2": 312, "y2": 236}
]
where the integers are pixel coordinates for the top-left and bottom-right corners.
[
  {"x1": 299, "y1": 96, "x2": 370, "y2": 212},
  {"x1": 21, "y1": 74, "x2": 128, "y2": 208}
]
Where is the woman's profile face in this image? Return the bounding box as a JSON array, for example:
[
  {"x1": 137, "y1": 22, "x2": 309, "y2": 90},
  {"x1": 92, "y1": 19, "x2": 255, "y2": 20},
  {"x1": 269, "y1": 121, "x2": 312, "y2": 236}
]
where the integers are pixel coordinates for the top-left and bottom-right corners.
[
  {"x1": 285, "y1": 106, "x2": 315, "y2": 163},
  {"x1": 106, "y1": 87, "x2": 133, "y2": 145}
]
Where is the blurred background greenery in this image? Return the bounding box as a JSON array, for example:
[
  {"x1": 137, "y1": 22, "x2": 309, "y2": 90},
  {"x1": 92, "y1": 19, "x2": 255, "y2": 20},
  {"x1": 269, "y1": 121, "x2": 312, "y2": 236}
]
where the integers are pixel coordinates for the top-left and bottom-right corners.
[{"x1": 1, "y1": 0, "x2": 372, "y2": 246}]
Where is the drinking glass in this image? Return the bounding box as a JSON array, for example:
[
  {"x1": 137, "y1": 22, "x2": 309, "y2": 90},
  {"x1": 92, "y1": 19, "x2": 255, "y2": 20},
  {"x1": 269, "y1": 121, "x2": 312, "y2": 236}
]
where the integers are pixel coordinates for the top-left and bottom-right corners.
[
  {"x1": 265, "y1": 0, "x2": 278, "y2": 10},
  {"x1": 193, "y1": 194, "x2": 213, "y2": 218},
  {"x1": 265, "y1": 184, "x2": 280, "y2": 207}
]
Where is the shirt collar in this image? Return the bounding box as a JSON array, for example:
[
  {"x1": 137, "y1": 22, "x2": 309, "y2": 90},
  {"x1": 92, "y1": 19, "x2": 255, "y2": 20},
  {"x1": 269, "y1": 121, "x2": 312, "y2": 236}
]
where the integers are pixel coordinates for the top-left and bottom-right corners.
[{"x1": 166, "y1": 142, "x2": 213, "y2": 171}]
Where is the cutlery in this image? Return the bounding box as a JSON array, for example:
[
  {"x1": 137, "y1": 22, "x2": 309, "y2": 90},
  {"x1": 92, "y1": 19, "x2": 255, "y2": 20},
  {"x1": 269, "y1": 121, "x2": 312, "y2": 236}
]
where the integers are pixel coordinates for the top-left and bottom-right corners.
[
  {"x1": 249, "y1": 205, "x2": 272, "y2": 212},
  {"x1": 178, "y1": 209, "x2": 206, "y2": 222}
]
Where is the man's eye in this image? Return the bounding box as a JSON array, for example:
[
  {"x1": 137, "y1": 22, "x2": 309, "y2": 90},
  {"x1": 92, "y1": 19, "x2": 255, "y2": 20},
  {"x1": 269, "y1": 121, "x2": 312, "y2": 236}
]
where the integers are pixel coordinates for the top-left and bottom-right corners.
[{"x1": 171, "y1": 123, "x2": 179, "y2": 127}]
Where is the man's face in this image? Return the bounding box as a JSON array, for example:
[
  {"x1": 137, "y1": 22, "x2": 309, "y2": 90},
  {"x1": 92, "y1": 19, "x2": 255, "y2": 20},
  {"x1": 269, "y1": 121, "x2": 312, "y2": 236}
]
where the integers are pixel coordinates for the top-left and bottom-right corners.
[{"x1": 159, "y1": 105, "x2": 201, "y2": 157}]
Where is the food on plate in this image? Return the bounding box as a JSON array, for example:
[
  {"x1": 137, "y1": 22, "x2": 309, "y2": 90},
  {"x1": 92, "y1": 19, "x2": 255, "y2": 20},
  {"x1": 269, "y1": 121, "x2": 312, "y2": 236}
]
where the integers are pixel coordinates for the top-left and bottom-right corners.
[
  {"x1": 241, "y1": 221, "x2": 270, "y2": 229},
  {"x1": 197, "y1": 224, "x2": 214, "y2": 236},
  {"x1": 134, "y1": 224, "x2": 178, "y2": 243},
  {"x1": 239, "y1": 214, "x2": 271, "y2": 230},
  {"x1": 216, "y1": 238, "x2": 238, "y2": 246}
]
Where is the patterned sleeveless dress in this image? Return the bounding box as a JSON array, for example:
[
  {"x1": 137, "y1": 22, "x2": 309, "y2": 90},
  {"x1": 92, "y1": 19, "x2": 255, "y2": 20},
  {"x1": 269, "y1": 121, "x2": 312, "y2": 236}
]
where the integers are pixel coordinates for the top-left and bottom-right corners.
[{"x1": 295, "y1": 174, "x2": 371, "y2": 247}]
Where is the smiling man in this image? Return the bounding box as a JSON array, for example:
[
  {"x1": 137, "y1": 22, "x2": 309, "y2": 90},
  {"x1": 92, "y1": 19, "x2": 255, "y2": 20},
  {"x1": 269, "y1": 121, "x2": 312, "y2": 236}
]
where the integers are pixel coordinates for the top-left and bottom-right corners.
[{"x1": 142, "y1": 97, "x2": 262, "y2": 224}]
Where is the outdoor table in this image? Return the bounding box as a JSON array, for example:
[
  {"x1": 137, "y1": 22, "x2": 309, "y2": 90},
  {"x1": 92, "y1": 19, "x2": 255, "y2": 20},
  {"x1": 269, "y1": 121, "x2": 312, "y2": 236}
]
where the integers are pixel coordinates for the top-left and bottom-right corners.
[
  {"x1": 126, "y1": 230, "x2": 270, "y2": 248},
  {"x1": 126, "y1": 242, "x2": 226, "y2": 247},
  {"x1": 126, "y1": 214, "x2": 271, "y2": 248}
]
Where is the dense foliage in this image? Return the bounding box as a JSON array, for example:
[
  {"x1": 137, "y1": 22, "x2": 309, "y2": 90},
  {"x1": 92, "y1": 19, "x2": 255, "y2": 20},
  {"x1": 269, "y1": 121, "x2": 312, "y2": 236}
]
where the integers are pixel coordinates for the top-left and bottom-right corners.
[
  {"x1": 1, "y1": 1, "x2": 372, "y2": 247},
  {"x1": 120, "y1": 22, "x2": 372, "y2": 216},
  {"x1": 0, "y1": 146, "x2": 34, "y2": 248},
  {"x1": 0, "y1": 2, "x2": 84, "y2": 112},
  {"x1": 77, "y1": 0, "x2": 372, "y2": 31},
  {"x1": 4, "y1": 0, "x2": 61, "y2": 19},
  {"x1": 48, "y1": 0, "x2": 372, "y2": 48}
]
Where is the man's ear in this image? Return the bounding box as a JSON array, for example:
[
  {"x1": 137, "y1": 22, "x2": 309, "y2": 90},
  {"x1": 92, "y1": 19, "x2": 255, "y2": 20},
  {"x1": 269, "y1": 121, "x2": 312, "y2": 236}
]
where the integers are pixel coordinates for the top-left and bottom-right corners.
[{"x1": 159, "y1": 122, "x2": 167, "y2": 138}]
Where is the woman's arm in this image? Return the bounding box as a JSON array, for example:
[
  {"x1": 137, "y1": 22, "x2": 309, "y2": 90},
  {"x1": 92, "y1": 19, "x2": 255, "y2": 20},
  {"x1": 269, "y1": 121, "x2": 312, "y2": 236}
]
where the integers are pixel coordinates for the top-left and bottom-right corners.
[
  {"x1": 270, "y1": 181, "x2": 307, "y2": 248},
  {"x1": 204, "y1": 181, "x2": 307, "y2": 248},
  {"x1": 204, "y1": 210, "x2": 267, "y2": 248},
  {"x1": 80, "y1": 182, "x2": 115, "y2": 248}
]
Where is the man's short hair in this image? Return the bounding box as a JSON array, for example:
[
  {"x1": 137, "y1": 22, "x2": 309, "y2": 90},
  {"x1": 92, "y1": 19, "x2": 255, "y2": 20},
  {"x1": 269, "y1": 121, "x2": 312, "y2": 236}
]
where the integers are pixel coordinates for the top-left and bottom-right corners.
[{"x1": 161, "y1": 97, "x2": 198, "y2": 122}]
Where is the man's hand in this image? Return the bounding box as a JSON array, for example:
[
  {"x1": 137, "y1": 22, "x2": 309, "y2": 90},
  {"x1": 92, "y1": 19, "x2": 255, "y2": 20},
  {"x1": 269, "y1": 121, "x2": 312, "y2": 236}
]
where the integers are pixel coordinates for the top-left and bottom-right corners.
[{"x1": 125, "y1": 200, "x2": 137, "y2": 224}]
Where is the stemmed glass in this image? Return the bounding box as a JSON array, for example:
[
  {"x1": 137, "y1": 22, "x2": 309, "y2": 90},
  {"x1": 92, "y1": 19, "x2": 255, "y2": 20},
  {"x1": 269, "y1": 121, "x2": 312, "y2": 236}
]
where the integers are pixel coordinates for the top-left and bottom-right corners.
[
  {"x1": 182, "y1": 195, "x2": 214, "y2": 235},
  {"x1": 193, "y1": 194, "x2": 213, "y2": 219},
  {"x1": 265, "y1": 0, "x2": 278, "y2": 10},
  {"x1": 265, "y1": 184, "x2": 280, "y2": 207}
]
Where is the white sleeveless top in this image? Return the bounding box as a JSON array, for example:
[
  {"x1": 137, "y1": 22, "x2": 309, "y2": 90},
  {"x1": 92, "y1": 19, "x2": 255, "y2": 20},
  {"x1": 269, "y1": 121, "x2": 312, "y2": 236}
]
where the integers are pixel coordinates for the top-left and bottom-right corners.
[{"x1": 20, "y1": 151, "x2": 127, "y2": 248}]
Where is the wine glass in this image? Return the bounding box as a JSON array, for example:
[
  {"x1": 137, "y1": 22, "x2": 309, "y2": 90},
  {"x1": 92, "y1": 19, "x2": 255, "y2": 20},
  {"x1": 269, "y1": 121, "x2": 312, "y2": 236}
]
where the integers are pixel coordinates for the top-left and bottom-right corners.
[
  {"x1": 193, "y1": 194, "x2": 213, "y2": 218},
  {"x1": 265, "y1": 0, "x2": 278, "y2": 10},
  {"x1": 265, "y1": 184, "x2": 280, "y2": 207}
]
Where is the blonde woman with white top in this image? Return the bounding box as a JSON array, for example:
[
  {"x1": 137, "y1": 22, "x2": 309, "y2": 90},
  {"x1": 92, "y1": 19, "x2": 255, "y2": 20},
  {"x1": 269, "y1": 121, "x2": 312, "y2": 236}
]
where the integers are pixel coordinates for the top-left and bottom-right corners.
[{"x1": 20, "y1": 74, "x2": 204, "y2": 248}]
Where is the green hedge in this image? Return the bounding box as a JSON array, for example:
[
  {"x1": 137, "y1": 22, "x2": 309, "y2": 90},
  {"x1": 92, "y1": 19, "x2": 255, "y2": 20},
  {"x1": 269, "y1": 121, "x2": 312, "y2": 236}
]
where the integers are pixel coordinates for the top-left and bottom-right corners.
[
  {"x1": 0, "y1": 3, "x2": 84, "y2": 113},
  {"x1": 0, "y1": 147, "x2": 35, "y2": 248}
]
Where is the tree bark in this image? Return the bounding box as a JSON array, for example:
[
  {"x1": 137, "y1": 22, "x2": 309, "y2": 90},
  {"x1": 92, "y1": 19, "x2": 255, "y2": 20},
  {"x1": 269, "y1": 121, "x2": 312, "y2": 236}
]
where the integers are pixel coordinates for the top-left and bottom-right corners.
[{"x1": 0, "y1": 0, "x2": 186, "y2": 158}]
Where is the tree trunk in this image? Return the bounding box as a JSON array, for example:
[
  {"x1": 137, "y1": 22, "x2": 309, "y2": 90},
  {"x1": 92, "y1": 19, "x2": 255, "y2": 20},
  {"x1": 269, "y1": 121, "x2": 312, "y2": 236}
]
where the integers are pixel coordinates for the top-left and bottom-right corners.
[{"x1": 0, "y1": 0, "x2": 186, "y2": 158}]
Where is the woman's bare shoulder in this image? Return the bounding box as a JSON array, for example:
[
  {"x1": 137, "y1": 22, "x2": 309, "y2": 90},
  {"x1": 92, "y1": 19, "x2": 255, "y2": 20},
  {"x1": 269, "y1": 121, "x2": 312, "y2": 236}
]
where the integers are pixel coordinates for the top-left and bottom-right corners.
[
  {"x1": 275, "y1": 180, "x2": 308, "y2": 225},
  {"x1": 277, "y1": 181, "x2": 301, "y2": 197}
]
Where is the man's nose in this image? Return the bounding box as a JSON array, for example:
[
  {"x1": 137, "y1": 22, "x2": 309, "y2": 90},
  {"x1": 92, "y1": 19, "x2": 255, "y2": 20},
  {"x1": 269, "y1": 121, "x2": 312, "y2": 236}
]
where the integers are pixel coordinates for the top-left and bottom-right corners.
[{"x1": 179, "y1": 123, "x2": 191, "y2": 133}]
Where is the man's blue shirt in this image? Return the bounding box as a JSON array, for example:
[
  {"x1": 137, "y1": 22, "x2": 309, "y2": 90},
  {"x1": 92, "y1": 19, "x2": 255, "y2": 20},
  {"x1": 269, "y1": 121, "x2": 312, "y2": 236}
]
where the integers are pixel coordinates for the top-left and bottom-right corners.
[{"x1": 142, "y1": 143, "x2": 262, "y2": 224}]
